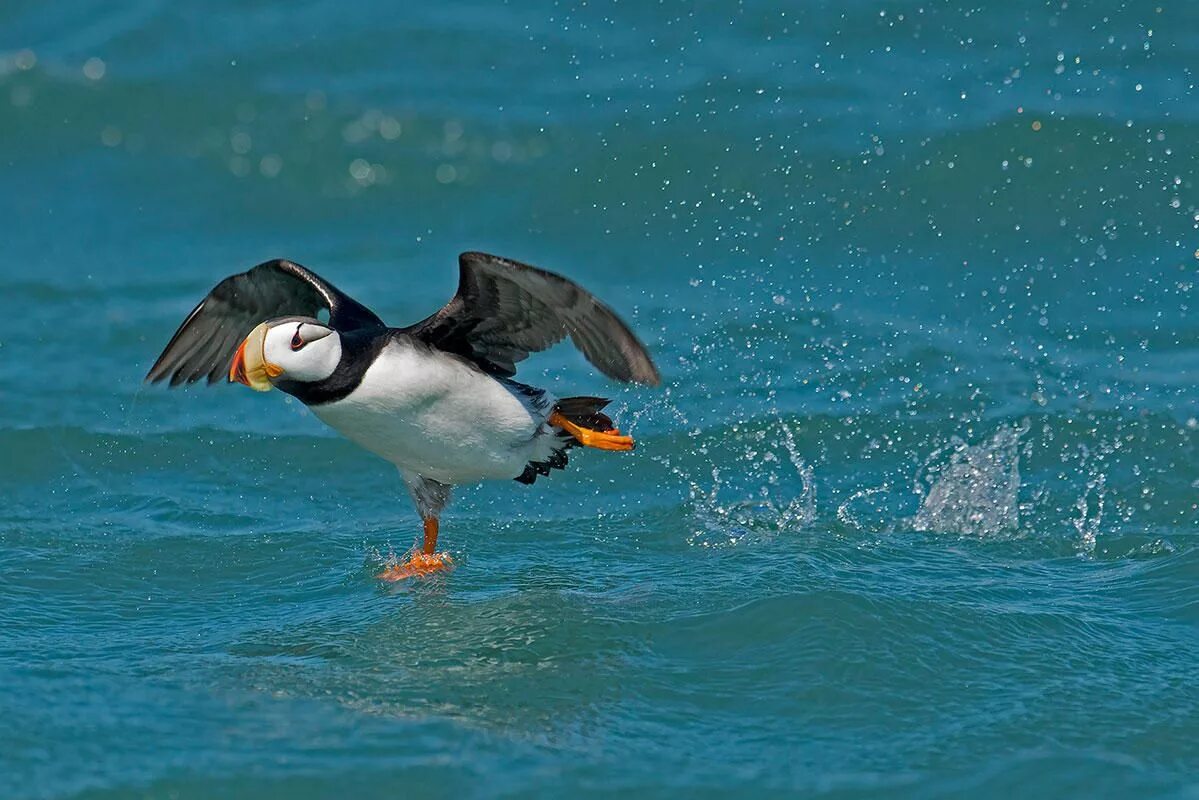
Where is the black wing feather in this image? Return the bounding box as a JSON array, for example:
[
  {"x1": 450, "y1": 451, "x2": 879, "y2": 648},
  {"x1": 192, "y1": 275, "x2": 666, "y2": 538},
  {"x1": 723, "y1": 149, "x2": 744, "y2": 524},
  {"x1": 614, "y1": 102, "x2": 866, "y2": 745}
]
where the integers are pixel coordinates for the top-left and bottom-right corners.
[
  {"x1": 146, "y1": 259, "x2": 384, "y2": 386},
  {"x1": 403, "y1": 252, "x2": 660, "y2": 385}
]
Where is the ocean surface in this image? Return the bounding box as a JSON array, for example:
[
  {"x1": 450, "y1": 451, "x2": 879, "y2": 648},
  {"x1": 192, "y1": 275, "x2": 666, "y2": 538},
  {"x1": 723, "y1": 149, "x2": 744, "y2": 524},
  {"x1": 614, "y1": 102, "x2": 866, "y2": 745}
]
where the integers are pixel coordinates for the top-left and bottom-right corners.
[{"x1": 3, "y1": 2, "x2": 1198, "y2": 797}]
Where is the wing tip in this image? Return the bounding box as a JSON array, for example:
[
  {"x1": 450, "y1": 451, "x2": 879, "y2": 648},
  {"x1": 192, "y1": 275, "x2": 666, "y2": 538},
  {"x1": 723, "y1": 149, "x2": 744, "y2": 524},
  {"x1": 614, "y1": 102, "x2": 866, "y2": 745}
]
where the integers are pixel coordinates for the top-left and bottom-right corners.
[
  {"x1": 455, "y1": 249, "x2": 664, "y2": 387},
  {"x1": 144, "y1": 363, "x2": 168, "y2": 385},
  {"x1": 143, "y1": 363, "x2": 208, "y2": 388},
  {"x1": 600, "y1": 351, "x2": 661, "y2": 386},
  {"x1": 629, "y1": 364, "x2": 663, "y2": 387},
  {"x1": 616, "y1": 338, "x2": 662, "y2": 387}
]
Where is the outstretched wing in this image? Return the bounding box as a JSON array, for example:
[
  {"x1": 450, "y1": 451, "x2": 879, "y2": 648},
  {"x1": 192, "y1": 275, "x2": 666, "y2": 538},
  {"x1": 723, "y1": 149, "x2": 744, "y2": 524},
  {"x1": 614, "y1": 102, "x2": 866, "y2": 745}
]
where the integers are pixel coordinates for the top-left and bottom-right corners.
[
  {"x1": 403, "y1": 251, "x2": 660, "y2": 385},
  {"x1": 146, "y1": 259, "x2": 384, "y2": 386}
]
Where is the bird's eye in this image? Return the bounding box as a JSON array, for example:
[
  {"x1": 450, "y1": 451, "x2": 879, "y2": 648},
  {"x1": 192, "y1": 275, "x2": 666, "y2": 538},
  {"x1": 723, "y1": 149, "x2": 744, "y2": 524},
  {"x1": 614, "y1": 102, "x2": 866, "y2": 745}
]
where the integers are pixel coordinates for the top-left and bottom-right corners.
[{"x1": 290, "y1": 328, "x2": 305, "y2": 351}]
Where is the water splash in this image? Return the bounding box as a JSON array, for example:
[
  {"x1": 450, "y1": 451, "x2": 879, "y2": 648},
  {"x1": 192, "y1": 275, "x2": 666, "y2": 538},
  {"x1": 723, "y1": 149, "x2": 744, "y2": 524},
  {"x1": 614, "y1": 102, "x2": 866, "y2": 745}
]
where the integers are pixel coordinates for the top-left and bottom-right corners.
[
  {"x1": 912, "y1": 422, "x2": 1028, "y2": 537},
  {"x1": 1073, "y1": 473, "x2": 1106, "y2": 555},
  {"x1": 836, "y1": 485, "x2": 897, "y2": 534},
  {"x1": 657, "y1": 416, "x2": 817, "y2": 548},
  {"x1": 685, "y1": 460, "x2": 816, "y2": 548}
]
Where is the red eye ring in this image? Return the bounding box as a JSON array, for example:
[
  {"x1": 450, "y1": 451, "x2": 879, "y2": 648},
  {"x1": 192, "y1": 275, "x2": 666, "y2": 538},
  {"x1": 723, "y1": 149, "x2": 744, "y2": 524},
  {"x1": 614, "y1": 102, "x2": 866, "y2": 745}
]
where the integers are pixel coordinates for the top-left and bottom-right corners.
[{"x1": 290, "y1": 327, "x2": 304, "y2": 351}]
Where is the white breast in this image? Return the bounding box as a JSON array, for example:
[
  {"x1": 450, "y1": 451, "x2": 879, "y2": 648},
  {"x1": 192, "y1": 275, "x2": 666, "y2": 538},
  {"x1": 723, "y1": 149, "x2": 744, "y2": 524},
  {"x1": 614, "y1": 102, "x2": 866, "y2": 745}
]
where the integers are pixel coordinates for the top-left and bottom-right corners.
[{"x1": 309, "y1": 340, "x2": 553, "y2": 484}]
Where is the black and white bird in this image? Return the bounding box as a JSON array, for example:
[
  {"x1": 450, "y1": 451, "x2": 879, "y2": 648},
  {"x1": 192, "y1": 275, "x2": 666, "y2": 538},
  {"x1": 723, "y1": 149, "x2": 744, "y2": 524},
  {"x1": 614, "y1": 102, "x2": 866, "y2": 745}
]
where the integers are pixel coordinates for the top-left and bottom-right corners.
[{"x1": 147, "y1": 252, "x2": 660, "y2": 579}]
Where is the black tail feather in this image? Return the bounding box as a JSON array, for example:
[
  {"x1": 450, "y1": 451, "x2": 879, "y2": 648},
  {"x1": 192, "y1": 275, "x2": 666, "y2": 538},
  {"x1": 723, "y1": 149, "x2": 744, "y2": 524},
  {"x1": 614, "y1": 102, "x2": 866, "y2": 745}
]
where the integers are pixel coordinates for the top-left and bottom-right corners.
[
  {"x1": 514, "y1": 396, "x2": 613, "y2": 485},
  {"x1": 552, "y1": 396, "x2": 613, "y2": 431}
]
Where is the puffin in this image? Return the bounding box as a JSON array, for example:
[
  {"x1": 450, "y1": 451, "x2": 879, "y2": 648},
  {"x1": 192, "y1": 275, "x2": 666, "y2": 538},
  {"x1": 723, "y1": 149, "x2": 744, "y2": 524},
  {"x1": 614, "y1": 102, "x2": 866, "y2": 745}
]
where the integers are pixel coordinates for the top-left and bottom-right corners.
[{"x1": 147, "y1": 251, "x2": 660, "y2": 580}]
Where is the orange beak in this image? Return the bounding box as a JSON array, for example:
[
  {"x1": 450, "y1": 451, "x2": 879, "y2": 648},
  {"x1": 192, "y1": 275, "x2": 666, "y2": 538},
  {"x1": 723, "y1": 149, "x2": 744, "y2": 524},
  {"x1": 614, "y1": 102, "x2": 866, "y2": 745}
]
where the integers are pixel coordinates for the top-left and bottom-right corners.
[
  {"x1": 228, "y1": 322, "x2": 279, "y2": 392},
  {"x1": 229, "y1": 337, "x2": 251, "y2": 386}
]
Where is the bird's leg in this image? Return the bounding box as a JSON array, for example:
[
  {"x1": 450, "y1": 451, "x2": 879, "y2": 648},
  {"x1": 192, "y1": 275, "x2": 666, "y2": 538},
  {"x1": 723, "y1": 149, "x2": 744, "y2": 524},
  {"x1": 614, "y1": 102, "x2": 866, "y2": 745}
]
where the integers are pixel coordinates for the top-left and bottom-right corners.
[
  {"x1": 421, "y1": 516, "x2": 439, "y2": 554},
  {"x1": 377, "y1": 515, "x2": 453, "y2": 581},
  {"x1": 377, "y1": 472, "x2": 455, "y2": 582}
]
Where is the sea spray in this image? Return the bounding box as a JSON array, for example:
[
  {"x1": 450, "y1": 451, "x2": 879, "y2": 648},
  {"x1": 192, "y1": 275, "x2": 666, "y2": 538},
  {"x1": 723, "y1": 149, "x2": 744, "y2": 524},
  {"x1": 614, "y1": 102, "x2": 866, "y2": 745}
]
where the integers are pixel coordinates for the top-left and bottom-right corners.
[{"x1": 912, "y1": 422, "x2": 1028, "y2": 537}]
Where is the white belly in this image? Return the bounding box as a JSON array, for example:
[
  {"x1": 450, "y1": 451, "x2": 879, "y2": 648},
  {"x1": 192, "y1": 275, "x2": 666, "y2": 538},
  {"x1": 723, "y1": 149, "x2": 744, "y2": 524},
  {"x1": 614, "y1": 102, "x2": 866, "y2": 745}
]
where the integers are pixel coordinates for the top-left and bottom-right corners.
[{"x1": 310, "y1": 340, "x2": 552, "y2": 484}]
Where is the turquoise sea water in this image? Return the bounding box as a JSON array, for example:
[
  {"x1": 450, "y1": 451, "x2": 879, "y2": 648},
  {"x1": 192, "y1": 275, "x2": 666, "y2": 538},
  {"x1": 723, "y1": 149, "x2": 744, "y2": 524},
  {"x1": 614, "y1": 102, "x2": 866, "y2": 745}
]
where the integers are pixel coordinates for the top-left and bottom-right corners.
[{"x1": 3, "y1": 2, "x2": 1198, "y2": 797}]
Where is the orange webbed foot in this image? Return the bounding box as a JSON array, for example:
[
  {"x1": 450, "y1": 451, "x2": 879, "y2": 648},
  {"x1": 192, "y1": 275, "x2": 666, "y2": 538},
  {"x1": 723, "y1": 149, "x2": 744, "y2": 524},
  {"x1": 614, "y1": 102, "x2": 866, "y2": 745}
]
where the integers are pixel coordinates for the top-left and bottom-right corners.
[
  {"x1": 376, "y1": 551, "x2": 454, "y2": 582},
  {"x1": 548, "y1": 411, "x2": 635, "y2": 451}
]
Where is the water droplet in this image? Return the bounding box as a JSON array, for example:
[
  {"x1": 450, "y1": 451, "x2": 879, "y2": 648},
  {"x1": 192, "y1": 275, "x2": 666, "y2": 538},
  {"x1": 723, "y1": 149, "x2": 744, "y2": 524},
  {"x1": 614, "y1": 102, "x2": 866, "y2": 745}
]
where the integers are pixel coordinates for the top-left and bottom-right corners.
[
  {"x1": 82, "y1": 57, "x2": 106, "y2": 81},
  {"x1": 349, "y1": 158, "x2": 372, "y2": 181},
  {"x1": 230, "y1": 131, "x2": 252, "y2": 154},
  {"x1": 259, "y1": 154, "x2": 283, "y2": 178},
  {"x1": 379, "y1": 116, "x2": 402, "y2": 140}
]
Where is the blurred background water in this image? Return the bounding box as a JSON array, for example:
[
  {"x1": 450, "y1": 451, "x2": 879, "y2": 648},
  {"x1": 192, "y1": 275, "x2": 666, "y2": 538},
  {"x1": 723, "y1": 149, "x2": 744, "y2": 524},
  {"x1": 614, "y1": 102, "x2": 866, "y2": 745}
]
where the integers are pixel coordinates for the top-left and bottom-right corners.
[{"x1": 2, "y1": 1, "x2": 1198, "y2": 797}]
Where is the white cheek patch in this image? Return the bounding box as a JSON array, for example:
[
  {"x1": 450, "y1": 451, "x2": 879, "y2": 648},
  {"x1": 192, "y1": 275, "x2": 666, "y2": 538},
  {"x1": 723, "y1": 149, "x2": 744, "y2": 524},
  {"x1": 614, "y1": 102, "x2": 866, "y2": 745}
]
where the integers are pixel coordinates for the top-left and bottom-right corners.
[
  {"x1": 263, "y1": 324, "x2": 342, "y2": 383},
  {"x1": 290, "y1": 335, "x2": 343, "y2": 382},
  {"x1": 261, "y1": 325, "x2": 295, "y2": 369}
]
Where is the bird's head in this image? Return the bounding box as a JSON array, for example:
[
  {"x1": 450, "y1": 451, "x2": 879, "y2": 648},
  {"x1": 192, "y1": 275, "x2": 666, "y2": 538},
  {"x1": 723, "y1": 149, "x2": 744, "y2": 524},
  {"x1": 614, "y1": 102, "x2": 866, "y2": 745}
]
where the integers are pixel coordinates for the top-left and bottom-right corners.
[{"x1": 229, "y1": 318, "x2": 341, "y2": 391}]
